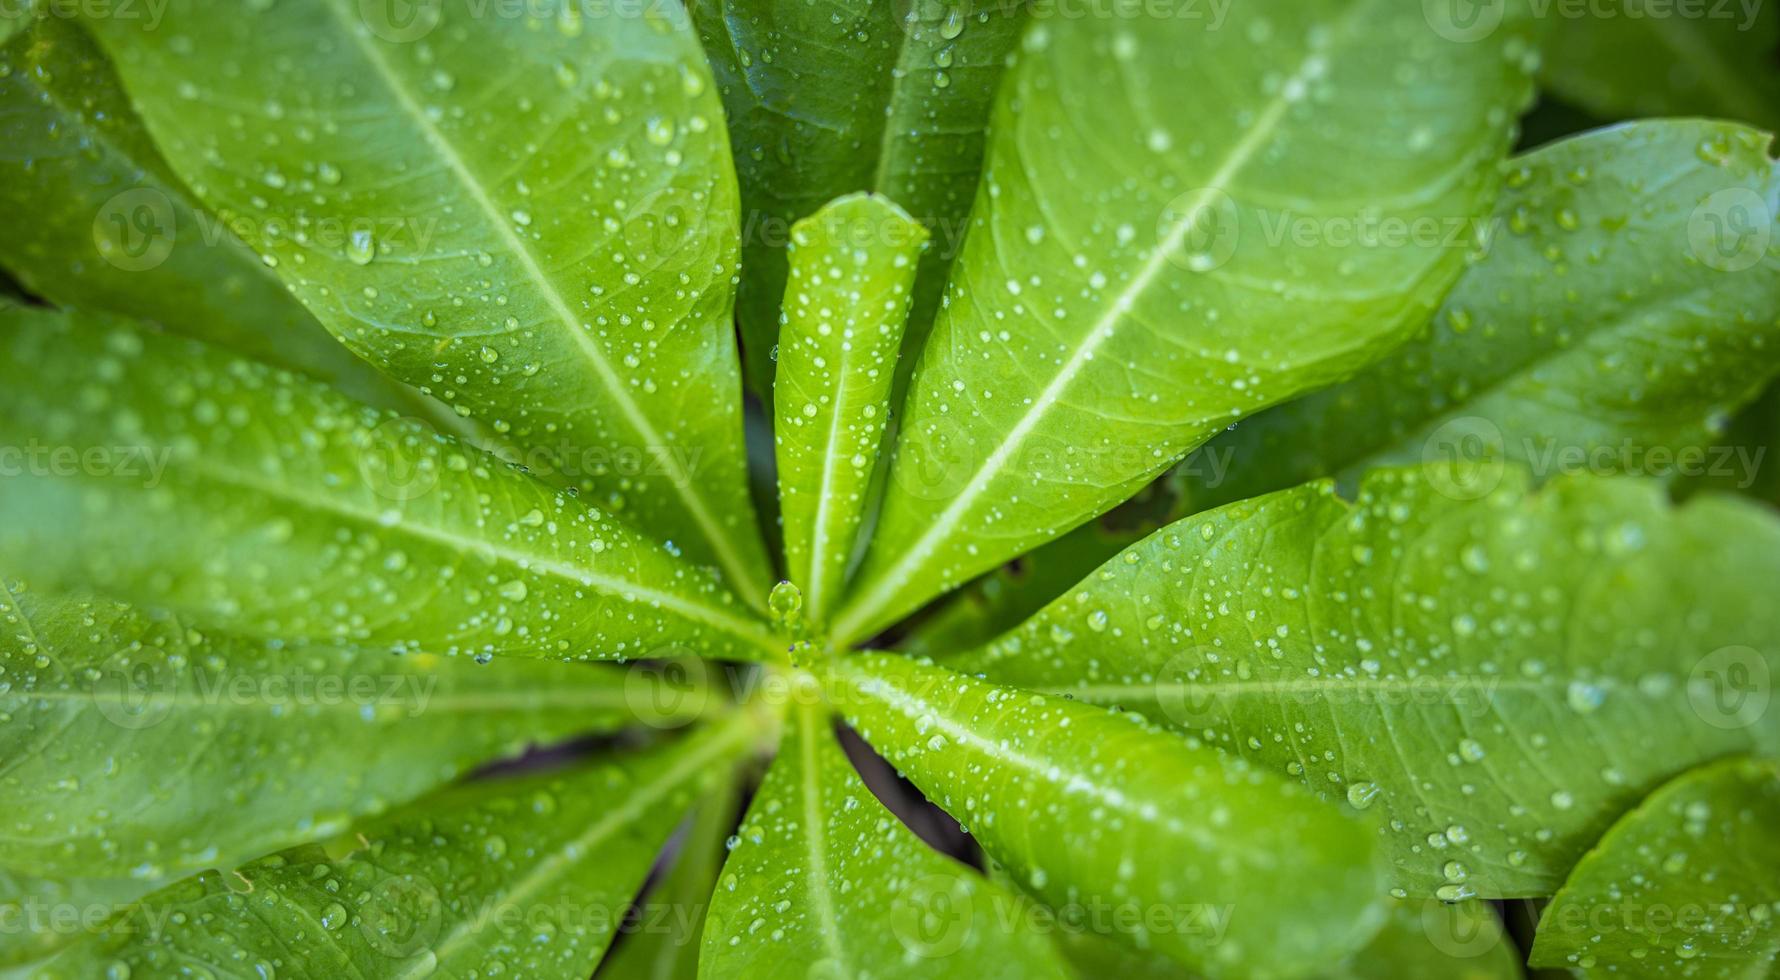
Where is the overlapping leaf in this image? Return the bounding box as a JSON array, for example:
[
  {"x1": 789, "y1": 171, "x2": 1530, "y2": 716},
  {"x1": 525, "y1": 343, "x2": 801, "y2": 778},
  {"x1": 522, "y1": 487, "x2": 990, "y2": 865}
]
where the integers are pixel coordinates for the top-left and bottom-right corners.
[
  {"x1": 596, "y1": 774, "x2": 740, "y2": 980},
  {"x1": 1182, "y1": 118, "x2": 1780, "y2": 514},
  {"x1": 83, "y1": 0, "x2": 773, "y2": 597},
  {"x1": 1035, "y1": 893, "x2": 1521, "y2": 980},
  {"x1": 0, "y1": 307, "x2": 782, "y2": 662},
  {"x1": 955, "y1": 467, "x2": 1780, "y2": 898},
  {"x1": 774, "y1": 194, "x2": 927, "y2": 622},
  {"x1": 690, "y1": 0, "x2": 1028, "y2": 396},
  {"x1": 0, "y1": 577, "x2": 695, "y2": 885},
  {"x1": 831, "y1": 0, "x2": 1541, "y2": 643},
  {"x1": 1531, "y1": 756, "x2": 1780, "y2": 977},
  {"x1": 32, "y1": 717, "x2": 759, "y2": 979},
  {"x1": 828, "y1": 653, "x2": 1387, "y2": 977},
  {"x1": 1542, "y1": 3, "x2": 1780, "y2": 129},
  {"x1": 0, "y1": 18, "x2": 459, "y2": 430},
  {"x1": 702, "y1": 694, "x2": 1068, "y2": 978}
]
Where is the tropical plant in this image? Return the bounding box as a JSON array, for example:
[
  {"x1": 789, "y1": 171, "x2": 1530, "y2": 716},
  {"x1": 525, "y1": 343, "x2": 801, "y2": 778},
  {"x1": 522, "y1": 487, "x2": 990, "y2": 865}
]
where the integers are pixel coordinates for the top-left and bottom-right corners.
[{"x1": 0, "y1": 0, "x2": 1777, "y2": 978}]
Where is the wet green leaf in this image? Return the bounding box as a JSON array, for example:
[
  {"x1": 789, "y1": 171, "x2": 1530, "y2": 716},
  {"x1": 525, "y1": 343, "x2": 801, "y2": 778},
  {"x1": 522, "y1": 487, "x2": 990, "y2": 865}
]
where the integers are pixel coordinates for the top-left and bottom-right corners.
[
  {"x1": 955, "y1": 466, "x2": 1780, "y2": 898},
  {"x1": 1034, "y1": 893, "x2": 1521, "y2": 980},
  {"x1": 83, "y1": 0, "x2": 774, "y2": 599},
  {"x1": 1541, "y1": 4, "x2": 1780, "y2": 130},
  {"x1": 0, "y1": 871, "x2": 145, "y2": 970},
  {"x1": 1679, "y1": 377, "x2": 1780, "y2": 508},
  {"x1": 831, "y1": 0, "x2": 1540, "y2": 644},
  {"x1": 1531, "y1": 756, "x2": 1780, "y2": 977},
  {"x1": 689, "y1": 0, "x2": 1028, "y2": 397},
  {"x1": 0, "y1": 306, "x2": 782, "y2": 662},
  {"x1": 0, "y1": 18, "x2": 460, "y2": 431},
  {"x1": 774, "y1": 194, "x2": 928, "y2": 623},
  {"x1": 0, "y1": 578, "x2": 696, "y2": 884},
  {"x1": 595, "y1": 772, "x2": 741, "y2": 980},
  {"x1": 1183, "y1": 118, "x2": 1780, "y2": 515},
  {"x1": 827, "y1": 653, "x2": 1388, "y2": 977},
  {"x1": 32, "y1": 716, "x2": 760, "y2": 979},
  {"x1": 702, "y1": 693, "x2": 1068, "y2": 978}
]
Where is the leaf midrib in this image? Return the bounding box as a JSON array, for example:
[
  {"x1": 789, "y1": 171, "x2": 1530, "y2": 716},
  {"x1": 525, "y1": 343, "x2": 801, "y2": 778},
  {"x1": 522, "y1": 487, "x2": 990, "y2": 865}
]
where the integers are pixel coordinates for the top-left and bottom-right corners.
[
  {"x1": 795, "y1": 701, "x2": 847, "y2": 965},
  {"x1": 1330, "y1": 273, "x2": 1734, "y2": 483},
  {"x1": 832, "y1": 0, "x2": 1377, "y2": 644},
  {"x1": 316, "y1": 0, "x2": 765, "y2": 601},
  {"x1": 397, "y1": 715, "x2": 752, "y2": 979},
  {"x1": 177, "y1": 454, "x2": 780, "y2": 657},
  {"x1": 840, "y1": 660, "x2": 1266, "y2": 860}
]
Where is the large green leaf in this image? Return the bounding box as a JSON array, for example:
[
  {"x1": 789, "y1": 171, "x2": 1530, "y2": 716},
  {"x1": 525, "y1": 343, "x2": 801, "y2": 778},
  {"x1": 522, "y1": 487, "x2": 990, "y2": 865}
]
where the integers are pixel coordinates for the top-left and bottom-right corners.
[
  {"x1": 595, "y1": 772, "x2": 741, "y2": 980},
  {"x1": 690, "y1": 0, "x2": 1028, "y2": 397},
  {"x1": 1032, "y1": 892, "x2": 1521, "y2": 980},
  {"x1": 1531, "y1": 756, "x2": 1780, "y2": 977},
  {"x1": 701, "y1": 694, "x2": 1068, "y2": 978},
  {"x1": 830, "y1": 0, "x2": 1541, "y2": 644},
  {"x1": 0, "y1": 17, "x2": 463, "y2": 433},
  {"x1": 1680, "y1": 377, "x2": 1780, "y2": 508},
  {"x1": 1181, "y1": 118, "x2": 1780, "y2": 515},
  {"x1": 901, "y1": 474, "x2": 1188, "y2": 657},
  {"x1": 32, "y1": 716, "x2": 761, "y2": 979},
  {"x1": 827, "y1": 653, "x2": 1387, "y2": 978},
  {"x1": 1541, "y1": 3, "x2": 1780, "y2": 130},
  {"x1": 0, "y1": 307, "x2": 782, "y2": 662},
  {"x1": 953, "y1": 467, "x2": 1780, "y2": 898},
  {"x1": 914, "y1": 116, "x2": 1780, "y2": 654},
  {"x1": 0, "y1": 870, "x2": 145, "y2": 971},
  {"x1": 83, "y1": 0, "x2": 773, "y2": 599},
  {"x1": 916, "y1": 116, "x2": 1780, "y2": 655},
  {"x1": 774, "y1": 194, "x2": 928, "y2": 623},
  {"x1": 0, "y1": 577, "x2": 698, "y2": 885}
]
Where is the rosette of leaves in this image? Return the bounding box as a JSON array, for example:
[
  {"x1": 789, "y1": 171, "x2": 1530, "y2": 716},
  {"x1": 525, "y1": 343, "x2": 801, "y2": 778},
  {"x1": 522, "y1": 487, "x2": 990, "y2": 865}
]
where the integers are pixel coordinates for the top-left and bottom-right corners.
[{"x1": 0, "y1": 1, "x2": 1777, "y2": 978}]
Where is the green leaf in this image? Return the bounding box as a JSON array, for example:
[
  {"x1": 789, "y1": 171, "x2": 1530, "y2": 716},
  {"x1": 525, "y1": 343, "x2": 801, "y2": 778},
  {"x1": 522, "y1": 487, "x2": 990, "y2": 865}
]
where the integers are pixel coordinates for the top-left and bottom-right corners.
[
  {"x1": 826, "y1": 652, "x2": 1387, "y2": 977},
  {"x1": 0, "y1": 17, "x2": 460, "y2": 431},
  {"x1": 701, "y1": 694, "x2": 1069, "y2": 978},
  {"x1": 0, "y1": 306, "x2": 782, "y2": 662},
  {"x1": 32, "y1": 715, "x2": 761, "y2": 980},
  {"x1": 953, "y1": 466, "x2": 1780, "y2": 898},
  {"x1": 595, "y1": 772, "x2": 741, "y2": 980},
  {"x1": 82, "y1": 0, "x2": 773, "y2": 599},
  {"x1": 1531, "y1": 756, "x2": 1780, "y2": 977},
  {"x1": 774, "y1": 194, "x2": 928, "y2": 623},
  {"x1": 1679, "y1": 377, "x2": 1780, "y2": 508},
  {"x1": 1541, "y1": 4, "x2": 1780, "y2": 130},
  {"x1": 1030, "y1": 893, "x2": 1521, "y2": 980},
  {"x1": 914, "y1": 116, "x2": 1780, "y2": 653},
  {"x1": 1180, "y1": 118, "x2": 1780, "y2": 516},
  {"x1": 1331, "y1": 900, "x2": 1521, "y2": 980},
  {"x1": 830, "y1": 0, "x2": 1540, "y2": 644},
  {"x1": 901, "y1": 476, "x2": 1188, "y2": 658},
  {"x1": 0, "y1": 870, "x2": 146, "y2": 970},
  {"x1": 689, "y1": 0, "x2": 1028, "y2": 397},
  {"x1": 0, "y1": 576, "x2": 700, "y2": 885}
]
